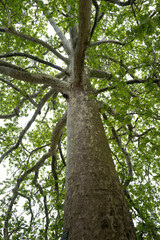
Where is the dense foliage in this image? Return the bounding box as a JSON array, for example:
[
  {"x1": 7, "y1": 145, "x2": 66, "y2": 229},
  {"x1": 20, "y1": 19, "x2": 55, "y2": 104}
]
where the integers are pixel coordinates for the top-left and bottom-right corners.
[{"x1": 0, "y1": 0, "x2": 160, "y2": 239}]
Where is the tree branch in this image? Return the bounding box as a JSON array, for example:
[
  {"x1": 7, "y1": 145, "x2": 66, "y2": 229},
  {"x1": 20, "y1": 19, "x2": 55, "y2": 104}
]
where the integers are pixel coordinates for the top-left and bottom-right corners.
[
  {"x1": 110, "y1": 124, "x2": 133, "y2": 188},
  {"x1": 58, "y1": 143, "x2": 66, "y2": 167},
  {"x1": 49, "y1": 18, "x2": 72, "y2": 56},
  {"x1": 74, "y1": 0, "x2": 92, "y2": 85},
  {"x1": 102, "y1": 0, "x2": 135, "y2": 6},
  {"x1": 98, "y1": 101, "x2": 120, "y2": 118},
  {"x1": 0, "y1": 27, "x2": 69, "y2": 63},
  {"x1": 0, "y1": 89, "x2": 54, "y2": 164},
  {"x1": 50, "y1": 112, "x2": 67, "y2": 195},
  {"x1": 0, "y1": 98, "x2": 25, "y2": 119},
  {"x1": 3, "y1": 151, "x2": 51, "y2": 240},
  {"x1": 96, "y1": 78, "x2": 160, "y2": 94},
  {"x1": 0, "y1": 59, "x2": 28, "y2": 72},
  {"x1": 3, "y1": 112, "x2": 67, "y2": 239},
  {"x1": 89, "y1": 39, "x2": 125, "y2": 47},
  {"x1": 98, "y1": 54, "x2": 135, "y2": 79},
  {"x1": 51, "y1": 155, "x2": 59, "y2": 195},
  {"x1": 33, "y1": 171, "x2": 49, "y2": 240},
  {"x1": 0, "y1": 52, "x2": 67, "y2": 72},
  {"x1": 90, "y1": 0, "x2": 104, "y2": 39},
  {"x1": 0, "y1": 77, "x2": 38, "y2": 107},
  {"x1": 102, "y1": 113, "x2": 133, "y2": 187},
  {"x1": 0, "y1": 0, "x2": 12, "y2": 27},
  {"x1": 35, "y1": 0, "x2": 71, "y2": 56},
  {"x1": 90, "y1": 68, "x2": 111, "y2": 79},
  {"x1": 50, "y1": 112, "x2": 67, "y2": 155},
  {"x1": 17, "y1": 193, "x2": 34, "y2": 229},
  {"x1": 124, "y1": 189, "x2": 159, "y2": 238},
  {"x1": 91, "y1": 0, "x2": 99, "y2": 39},
  {"x1": 0, "y1": 62, "x2": 70, "y2": 92},
  {"x1": 149, "y1": 10, "x2": 157, "y2": 19}
]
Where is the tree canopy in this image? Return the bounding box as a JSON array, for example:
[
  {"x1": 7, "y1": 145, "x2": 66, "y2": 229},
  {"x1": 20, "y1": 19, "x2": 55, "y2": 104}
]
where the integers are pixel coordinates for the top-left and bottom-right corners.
[{"x1": 0, "y1": 0, "x2": 160, "y2": 239}]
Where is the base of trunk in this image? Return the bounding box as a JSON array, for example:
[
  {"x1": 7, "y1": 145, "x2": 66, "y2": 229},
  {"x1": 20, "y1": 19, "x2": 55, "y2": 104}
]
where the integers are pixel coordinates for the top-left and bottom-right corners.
[{"x1": 63, "y1": 88, "x2": 136, "y2": 240}]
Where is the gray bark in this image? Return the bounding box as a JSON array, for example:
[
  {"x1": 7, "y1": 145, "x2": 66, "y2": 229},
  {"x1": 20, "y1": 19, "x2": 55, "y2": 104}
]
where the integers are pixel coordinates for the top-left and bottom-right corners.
[{"x1": 63, "y1": 85, "x2": 136, "y2": 239}]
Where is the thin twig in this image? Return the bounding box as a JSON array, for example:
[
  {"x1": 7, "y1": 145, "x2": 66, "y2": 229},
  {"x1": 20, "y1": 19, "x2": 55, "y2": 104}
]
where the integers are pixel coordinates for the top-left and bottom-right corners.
[{"x1": 0, "y1": 52, "x2": 67, "y2": 72}]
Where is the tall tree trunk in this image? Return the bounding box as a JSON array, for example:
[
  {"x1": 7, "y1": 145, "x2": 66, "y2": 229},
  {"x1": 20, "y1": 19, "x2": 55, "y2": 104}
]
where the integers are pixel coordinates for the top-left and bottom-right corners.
[{"x1": 63, "y1": 86, "x2": 136, "y2": 240}]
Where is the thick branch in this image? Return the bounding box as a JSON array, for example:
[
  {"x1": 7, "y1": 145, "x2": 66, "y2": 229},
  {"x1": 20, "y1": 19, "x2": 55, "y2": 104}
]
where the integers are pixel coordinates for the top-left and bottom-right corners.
[
  {"x1": 90, "y1": 68, "x2": 111, "y2": 79},
  {"x1": 0, "y1": 62, "x2": 70, "y2": 92},
  {"x1": 50, "y1": 113, "x2": 66, "y2": 195},
  {"x1": 51, "y1": 156, "x2": 59, "y2": 195},
  {"x1": 74, "y1": 0, "x2": 92, "y2": 85},
  {"x1": 50, "y1": 112, "x2": 67, "y2": 155},
  {"x1": 51, "y1": 112, "x2": 66, "y2": 194},
  {"x1": 50, "y1": 115, "x2": 67, "y2": 194},
  {"x1": 0, "y1": 27, "x2": 68, "y2": 63},
  {"x1": 0, "y1": 59, "x2": 28, "y2": 72},
  {"x1": 49, "y1": 18, "x2": 71, "y2": 55}
]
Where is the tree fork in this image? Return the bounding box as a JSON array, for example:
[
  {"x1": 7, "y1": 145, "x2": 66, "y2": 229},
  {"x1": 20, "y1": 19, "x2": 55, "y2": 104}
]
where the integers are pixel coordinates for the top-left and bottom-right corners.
[{"x1": 63, "y1": 86, "x2": 136, "y2": 239}]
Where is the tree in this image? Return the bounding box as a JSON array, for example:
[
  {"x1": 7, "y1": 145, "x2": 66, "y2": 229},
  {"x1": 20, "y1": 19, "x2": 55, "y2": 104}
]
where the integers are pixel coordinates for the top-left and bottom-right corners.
[{"x1": 0, "y1": 0, "x2": 160, "y2": 239}]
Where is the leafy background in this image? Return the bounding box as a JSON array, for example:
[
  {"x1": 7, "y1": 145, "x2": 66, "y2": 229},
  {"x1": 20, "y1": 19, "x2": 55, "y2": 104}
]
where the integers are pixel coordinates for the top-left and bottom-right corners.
[{"x1": 0, "y1": 0, "x2": 160, "y2": 239}]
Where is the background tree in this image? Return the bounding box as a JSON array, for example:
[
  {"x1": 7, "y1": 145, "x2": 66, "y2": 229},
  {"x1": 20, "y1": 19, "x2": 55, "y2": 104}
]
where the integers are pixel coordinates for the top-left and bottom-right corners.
[{"x1": 0, "y1": 0, "x2": 160, "y2": 239}]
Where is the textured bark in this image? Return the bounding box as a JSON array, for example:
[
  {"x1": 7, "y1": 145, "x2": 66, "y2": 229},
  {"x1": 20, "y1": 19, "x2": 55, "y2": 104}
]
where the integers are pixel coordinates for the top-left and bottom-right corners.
[
  {"x1": 63, "y1": 86, "x2": 136, "y2": 239},
  {"x1": 0, "y1": 64, "x2": 69, "y2": 92},
  {"x1": 73, "y1": 0, "x2": 92, "y2": 84}
]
